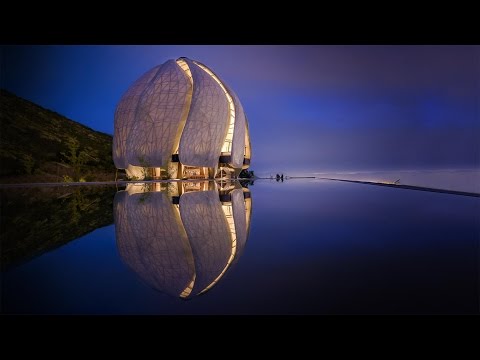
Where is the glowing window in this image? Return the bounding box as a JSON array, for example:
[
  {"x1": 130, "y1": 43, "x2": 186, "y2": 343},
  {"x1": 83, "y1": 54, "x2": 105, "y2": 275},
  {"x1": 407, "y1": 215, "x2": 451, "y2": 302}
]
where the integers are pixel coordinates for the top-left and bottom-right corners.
[
  {"x1": 180, "y1": 275, "x2": 196, "y2": 298},
  {"x1": 174, "y1": 59, "x2": 194, "y2": 155}
]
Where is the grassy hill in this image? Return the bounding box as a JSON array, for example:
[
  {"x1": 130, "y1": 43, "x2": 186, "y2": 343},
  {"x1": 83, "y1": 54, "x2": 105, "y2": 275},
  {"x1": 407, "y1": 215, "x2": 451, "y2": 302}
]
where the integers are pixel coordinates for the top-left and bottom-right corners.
[{"x1": 0, "y1": 89, "x2": 116, "y2": 183}]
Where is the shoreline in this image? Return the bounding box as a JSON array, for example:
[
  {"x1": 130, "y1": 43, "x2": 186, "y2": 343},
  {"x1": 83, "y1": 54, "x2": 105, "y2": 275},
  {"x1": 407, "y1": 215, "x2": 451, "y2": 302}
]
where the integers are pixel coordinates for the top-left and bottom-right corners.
[
  {"x1": 1, "y1": 177, "x2": 478, "y2": 197},
  {"x1": 0, "y1": 178, "x2": 255, "y2": 188}
]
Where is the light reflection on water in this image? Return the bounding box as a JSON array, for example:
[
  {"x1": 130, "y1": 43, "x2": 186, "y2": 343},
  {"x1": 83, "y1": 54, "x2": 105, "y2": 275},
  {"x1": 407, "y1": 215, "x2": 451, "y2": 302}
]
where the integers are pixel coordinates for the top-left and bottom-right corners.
[
  {"x1": 114, "y1": 181, "x2": 251, "y2": 299},
  {"x1": 312, "y1": 168, "x2": 480, "y2": 193},
  {"x1": 1, "y1": 178, "x2": 479, "y2": 314}
]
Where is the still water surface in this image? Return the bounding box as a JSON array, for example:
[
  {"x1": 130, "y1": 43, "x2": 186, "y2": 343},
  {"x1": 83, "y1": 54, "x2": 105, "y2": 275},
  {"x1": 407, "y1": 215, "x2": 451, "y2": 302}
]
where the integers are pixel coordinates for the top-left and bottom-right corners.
[{"x1": 1, "y1": 179, "x2": 479, "y2": 314}]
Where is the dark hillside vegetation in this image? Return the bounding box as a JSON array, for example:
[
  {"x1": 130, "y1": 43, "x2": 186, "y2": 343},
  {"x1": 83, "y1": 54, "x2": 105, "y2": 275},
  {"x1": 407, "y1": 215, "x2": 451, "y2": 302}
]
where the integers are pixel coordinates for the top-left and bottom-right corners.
[{"x1": 0, "y1": 89, "x2": 117, "y2": 183}]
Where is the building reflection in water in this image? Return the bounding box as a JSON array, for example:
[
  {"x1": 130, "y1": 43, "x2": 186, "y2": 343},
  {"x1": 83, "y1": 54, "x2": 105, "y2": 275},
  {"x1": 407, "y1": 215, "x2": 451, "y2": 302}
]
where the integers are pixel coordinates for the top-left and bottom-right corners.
[{"x1": 113, "y1": 181, "x2": 252, "y2": 299}]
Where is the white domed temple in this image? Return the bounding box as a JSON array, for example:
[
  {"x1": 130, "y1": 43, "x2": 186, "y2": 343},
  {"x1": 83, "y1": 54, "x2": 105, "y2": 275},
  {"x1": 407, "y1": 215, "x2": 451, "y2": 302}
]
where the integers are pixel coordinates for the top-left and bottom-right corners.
[{"x1": 113, "y1": 57, "x2": 251, "y2": 180}]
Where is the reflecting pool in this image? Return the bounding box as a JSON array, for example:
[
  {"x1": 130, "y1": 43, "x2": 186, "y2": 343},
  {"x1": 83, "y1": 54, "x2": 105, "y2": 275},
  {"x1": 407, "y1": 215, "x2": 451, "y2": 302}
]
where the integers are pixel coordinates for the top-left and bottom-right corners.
[{"x1": 1, "y1": 179, "x2": 479, "y2": 314}]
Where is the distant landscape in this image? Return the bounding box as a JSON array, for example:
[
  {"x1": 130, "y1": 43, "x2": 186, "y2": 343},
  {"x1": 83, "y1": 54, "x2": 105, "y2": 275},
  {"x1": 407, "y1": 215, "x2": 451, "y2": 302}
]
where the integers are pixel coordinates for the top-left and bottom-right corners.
[{"x1": 0, "y1": 89, "x2": 117, "y2": 183}]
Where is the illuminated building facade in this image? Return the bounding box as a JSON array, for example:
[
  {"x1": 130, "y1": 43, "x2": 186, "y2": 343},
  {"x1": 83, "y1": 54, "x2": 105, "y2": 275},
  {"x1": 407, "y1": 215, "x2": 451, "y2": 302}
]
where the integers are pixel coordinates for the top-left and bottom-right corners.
[
  {"x1": 113, "y1": 57, "x2": 251, "y2": 180},
  {"x1": 114, "y1": 181, "x2": 252, "y2": 298}
]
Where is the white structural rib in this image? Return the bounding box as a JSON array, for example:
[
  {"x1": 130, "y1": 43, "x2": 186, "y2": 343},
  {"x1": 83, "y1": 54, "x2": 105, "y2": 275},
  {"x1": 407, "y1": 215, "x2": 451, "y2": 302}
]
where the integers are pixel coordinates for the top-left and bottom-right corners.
[
  {"x1": 113, "y1": 65, "x2": 161, "y2": 169},
  {"x1": 243, "y1": 117, "x2": 252, "y2": 169},
  {"x1": 173, "y1": 58, "x2": 194, "y2": 156},
  {"x1": 192, "y1": 61, "x2": 236, "y2": 154},
  {"x1": 178, "y1": 59, "x2": 229, "y2": 168},
  {"x1": 225, "y1": 84, "x2": 246, "y2": 168},
  {"x1": 126, "y1": 60, "x2": 191, "y2": 167}
]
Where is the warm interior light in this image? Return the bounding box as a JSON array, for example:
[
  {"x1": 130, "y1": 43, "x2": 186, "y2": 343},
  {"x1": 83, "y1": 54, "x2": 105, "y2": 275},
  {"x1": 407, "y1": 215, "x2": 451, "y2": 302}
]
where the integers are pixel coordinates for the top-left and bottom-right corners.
[
  {"x1": 193, "y1": 61, "x2": 235, "y2": 154},
  {"x1": 174, "y1": 59, "x2": 194, "y2": 155},
  {"x1": 176, "y1": 59, "x2": 193, "y2": 85},
  {"x1": 171, "y1": 192, "x2": 196, "y2": 299},
  {"x1": 179, "y1": 274, "x2": 196, "y2": 298},
  {"x1": 244, "y1": 197, "x2": 252, "y2": 232},
  {"x1": 244, "y1": 120, "x2": 251, "y2": 159}
]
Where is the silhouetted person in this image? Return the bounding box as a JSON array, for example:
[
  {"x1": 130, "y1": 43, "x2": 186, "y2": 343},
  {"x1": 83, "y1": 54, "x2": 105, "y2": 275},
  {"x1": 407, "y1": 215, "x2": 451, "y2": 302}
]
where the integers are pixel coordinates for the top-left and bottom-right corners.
[
  {"x1": 280, "y1": 174, "x2": 284, "y2": 181},
  {"x1": 276, "y1": 173, "x2": 280, "y2": 181}
]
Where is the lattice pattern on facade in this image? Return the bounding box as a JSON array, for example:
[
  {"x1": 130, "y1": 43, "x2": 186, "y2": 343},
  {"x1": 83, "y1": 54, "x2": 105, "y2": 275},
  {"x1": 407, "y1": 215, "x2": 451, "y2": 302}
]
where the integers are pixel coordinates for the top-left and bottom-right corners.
[
  {"x1": 113, "y1": 65, "x2": 161, "y2": 169},
  {"x1": 225, "y1": 84, "x2": 247, "y2": 168},
  {"x1": 179, "y1": 190, "x2": 231, "y2": 294},
  {"x1": 178, "y1": 59, "x2": 229, "y2": 168},
  {"x1": 115, "y1": 191, "x2": 195, "y2": 297},
  {"x1": 113, "y1": 57, "x2": 251, "y2": 178},
  {"x1": 231, "y1": 188, "x2": 248, "y2": 258},
  {"x1": 126, "y1": 60, "x2": 192, "y2": 167}
]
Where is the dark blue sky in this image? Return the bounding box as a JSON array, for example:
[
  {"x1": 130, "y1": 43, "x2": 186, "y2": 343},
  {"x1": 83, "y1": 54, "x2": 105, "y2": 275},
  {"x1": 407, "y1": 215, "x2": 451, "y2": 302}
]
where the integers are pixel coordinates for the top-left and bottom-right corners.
[{"x1": 2, "y1": 45, "x2": 479, "y2": 175}]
